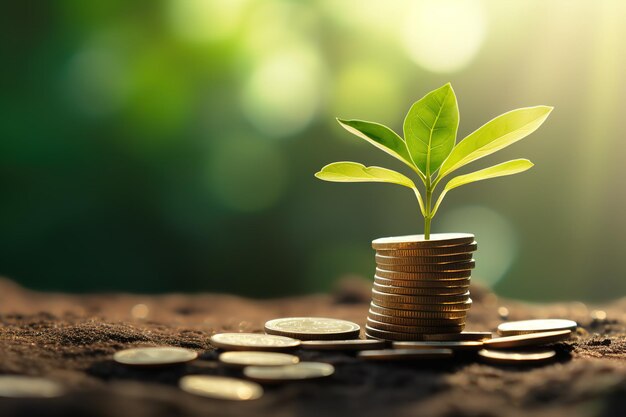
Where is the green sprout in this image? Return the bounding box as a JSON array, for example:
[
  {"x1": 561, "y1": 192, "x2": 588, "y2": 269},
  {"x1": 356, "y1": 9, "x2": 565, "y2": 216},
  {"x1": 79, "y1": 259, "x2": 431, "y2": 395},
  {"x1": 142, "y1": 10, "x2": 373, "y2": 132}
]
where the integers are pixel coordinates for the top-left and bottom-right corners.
[{"x1": 315, "y1": 83, "x2": 552, "y2": 239}]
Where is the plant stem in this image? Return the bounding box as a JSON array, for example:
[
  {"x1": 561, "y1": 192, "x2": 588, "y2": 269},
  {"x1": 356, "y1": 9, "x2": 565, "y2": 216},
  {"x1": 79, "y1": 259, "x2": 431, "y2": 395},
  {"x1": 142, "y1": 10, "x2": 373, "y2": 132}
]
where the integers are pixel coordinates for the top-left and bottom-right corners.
[{"x1": 424, "y1": 178, "x2": 433, "y2": 240}]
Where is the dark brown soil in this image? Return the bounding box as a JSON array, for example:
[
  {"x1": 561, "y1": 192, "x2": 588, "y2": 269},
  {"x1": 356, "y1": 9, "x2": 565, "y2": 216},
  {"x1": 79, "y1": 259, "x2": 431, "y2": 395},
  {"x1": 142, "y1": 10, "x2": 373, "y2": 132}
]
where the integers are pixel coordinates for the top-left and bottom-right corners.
[{"x1": 0, "y1": 277, "x2": 625, "y2": 417}]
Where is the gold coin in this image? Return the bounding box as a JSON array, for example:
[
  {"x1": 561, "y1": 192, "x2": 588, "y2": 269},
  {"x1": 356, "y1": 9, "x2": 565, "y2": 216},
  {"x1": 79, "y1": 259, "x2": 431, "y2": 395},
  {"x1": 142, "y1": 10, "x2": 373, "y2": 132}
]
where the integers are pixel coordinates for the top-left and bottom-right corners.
[
  {"x1": 210, "y1": 333, "x2": 300, "y2": 351},
  {"x1": 218, "y1": 351, "x2": 299, "y2": 367},
  {"x1": 377, "y1": 242, "x2": 478, "y2": 257},
  {"x1": 393, "y1": 341, "x2": 484, "y2": 351},
  {"x1": 483, "y1": 330, "x2": 572, "y2": 349},
  {"x1": 377, "y1": 261, "x2": 475, "y2": 273},
  {"x1": 375, "y1": 252, "x2": 473, "y2": 265},
  {"x1": 497, "y1": 319, "x2": 578, "y2": 336},
  {"x1": 264, "y1": 317, "x2": 360, "y2": 340},
  {"x1": 478, "y1": 349, "x2": 556, "y2": 365},
  {"x1": 371, "y1": 289, "x2": 470, "y2": 305},
  {"x1": 372, "y1": 233, "x2": 475, "y2": 250},
  {"x1": 0, "y1": 376, "x2": 65, "y2": 398},
  {"x1": 300, "y1": 339, "x2": 387, "y2": 351},
  {"x1": 367, "y1": 310, "x2": 465, "y2": 326},
  {"x1": 366, "y1": 317, "x2": 464, "y2": 334},
  {"x1": 370, "y1": 303, "x2": 468, "y2": 319},
  {"x1": 113, "y1": 347, "x2": 198, "y2": 366},
  {"x1": 372, "y1": 298, "x2": 472, "y2": 312},
  {"x1": 358, "y1": 348, "x2": 453, "y2": 361},
  {"x1": 373, "y1": 282, "x2": 469, "y2": 296},
  {"x1": 243, "y1": 362, "x2": 334, "y2": 382},
  {"x1": 375, "y1": 268, "x2": 472, "y2": 280},
  {"x1": 374, "y1": 276, "x2": 471, "y2": 288},
  {"x1": 365, "y1": 325, "x2": 426, "y2": 341},
  {"x1": 423, "y1": 331, "x2": 492, "y2": 341},
  {"x1": 179, "y1": 375, "x2": 263, "y2": 400}
]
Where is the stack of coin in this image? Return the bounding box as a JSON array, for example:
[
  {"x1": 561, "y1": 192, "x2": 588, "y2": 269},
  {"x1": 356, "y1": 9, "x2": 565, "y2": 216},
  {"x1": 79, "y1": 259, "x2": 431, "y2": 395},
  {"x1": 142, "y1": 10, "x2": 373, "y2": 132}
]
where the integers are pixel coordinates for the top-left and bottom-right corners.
[{"x1": 366, "y1": 233, "x2": 477, "y2": 341}]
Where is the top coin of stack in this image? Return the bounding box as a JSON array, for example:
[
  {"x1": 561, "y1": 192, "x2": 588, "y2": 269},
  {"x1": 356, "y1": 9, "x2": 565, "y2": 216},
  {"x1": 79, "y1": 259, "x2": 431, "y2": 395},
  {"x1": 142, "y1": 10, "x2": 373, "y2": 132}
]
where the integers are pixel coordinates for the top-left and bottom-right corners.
[{"x1": 367, "y1": 233, "x2": 477, "y2": 341}]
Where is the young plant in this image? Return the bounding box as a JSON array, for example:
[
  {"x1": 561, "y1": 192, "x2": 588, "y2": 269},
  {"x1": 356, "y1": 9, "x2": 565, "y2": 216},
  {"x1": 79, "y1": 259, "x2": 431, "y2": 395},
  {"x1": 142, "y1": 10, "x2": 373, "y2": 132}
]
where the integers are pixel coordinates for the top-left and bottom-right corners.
[{"x1": 315, "y1": 83, "x2": 552, "y2": 239}]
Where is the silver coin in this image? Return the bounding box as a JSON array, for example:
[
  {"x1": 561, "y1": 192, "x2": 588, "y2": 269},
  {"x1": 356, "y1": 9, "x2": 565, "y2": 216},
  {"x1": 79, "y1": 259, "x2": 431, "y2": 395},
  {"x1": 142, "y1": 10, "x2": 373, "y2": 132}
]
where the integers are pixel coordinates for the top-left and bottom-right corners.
[
  {"x1": 210, "y1": 333, "x2": 300, "y2": 351},
  {"x1": 179, "y1": 375, "x2": 263, "y2": 400},
  {"x1": 0, "y1": 376, "x2": 65, "y2": 398},
  {"x1": 497, "y1": 319, "x2": 578, "y2": 336},
  {"x1": 243, "y1": 362, "x2": 335, "y2": 382},
  {"x1": 113, "y1": 347, "x2": 198, "y2": 366},
  {"x1": 218, "y1": 351, "x2": 299, "y2": 367},
  {"x1": 478, "y1": 349, "x2": 557, "y2": 364},
  {"x1": 264, "y1": 317, "x2": 360, "y2": 340}
]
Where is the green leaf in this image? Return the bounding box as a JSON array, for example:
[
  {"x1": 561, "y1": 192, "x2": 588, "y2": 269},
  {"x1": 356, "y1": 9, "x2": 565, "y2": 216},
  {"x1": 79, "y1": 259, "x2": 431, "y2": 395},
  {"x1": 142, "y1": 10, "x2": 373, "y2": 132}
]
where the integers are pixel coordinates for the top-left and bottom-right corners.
[
  {"x1": 403, "y1": 83, "x2": 459, "y2": 176},
  {"x1": 316, "y1": 162, "x2": 425, "y2": 214},
  {"x1": 315, "y1": 162, "x2": 416, "y2": 188},
  {"x1": 431, "y1": 159, "x2": 534, "y2": 217},
  {"x1": 337, "y1": 119, "x2": 421, "y2": 177},
  {"x1": 438, "y1": 106, "x2": 552, "y2": 180}
]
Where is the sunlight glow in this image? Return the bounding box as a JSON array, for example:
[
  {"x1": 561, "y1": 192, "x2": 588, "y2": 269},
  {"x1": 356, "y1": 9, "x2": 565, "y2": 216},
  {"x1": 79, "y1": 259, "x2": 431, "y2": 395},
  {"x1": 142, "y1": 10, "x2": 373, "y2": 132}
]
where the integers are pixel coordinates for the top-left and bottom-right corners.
[
  {"x1": 403, "y1": 0, "x2": 487, "y2": 73},
  {"x1": 166, "y1": 0, "x2": 249, "y2": 43},
  {"x1": 240, "y1": 44, "x2": 325, "y2": 138}
]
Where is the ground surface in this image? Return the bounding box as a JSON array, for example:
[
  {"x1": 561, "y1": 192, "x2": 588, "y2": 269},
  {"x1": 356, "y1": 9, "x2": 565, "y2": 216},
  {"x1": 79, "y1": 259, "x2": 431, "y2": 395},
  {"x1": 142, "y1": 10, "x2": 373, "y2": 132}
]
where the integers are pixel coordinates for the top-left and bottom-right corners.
[{"x1": 0, "y1": 277, "x2": 625, "y2": 417}]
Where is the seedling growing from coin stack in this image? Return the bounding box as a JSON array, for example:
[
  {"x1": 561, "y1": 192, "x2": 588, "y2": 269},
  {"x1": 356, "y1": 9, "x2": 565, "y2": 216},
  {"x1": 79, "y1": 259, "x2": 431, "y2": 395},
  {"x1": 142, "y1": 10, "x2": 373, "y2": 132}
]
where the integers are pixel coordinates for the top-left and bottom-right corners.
[{"x1": 315, "y1": 83, "x2": 552, "y2": 239}]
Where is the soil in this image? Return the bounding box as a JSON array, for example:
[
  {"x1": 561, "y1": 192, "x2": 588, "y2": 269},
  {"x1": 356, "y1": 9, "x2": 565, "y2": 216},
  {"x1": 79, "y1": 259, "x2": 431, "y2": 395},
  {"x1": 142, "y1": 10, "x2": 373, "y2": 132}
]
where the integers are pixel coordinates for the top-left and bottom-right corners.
[{"x1": 0, "y1": 277, "x2": 624, "y2": 417}]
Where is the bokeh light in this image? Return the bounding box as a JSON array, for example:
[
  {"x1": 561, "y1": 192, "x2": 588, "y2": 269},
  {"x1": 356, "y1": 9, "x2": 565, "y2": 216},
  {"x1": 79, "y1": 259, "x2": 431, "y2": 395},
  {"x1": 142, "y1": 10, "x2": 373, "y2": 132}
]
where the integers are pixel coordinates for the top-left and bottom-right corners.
[
  {"x1": 320, "y1": 0, "x2": 405, "y2": 39},
  {"x1": 240, "y1": 43, "x2": 326, "y2": 139},
  {"x1": 403, "y1": 0, "x2": 487, "y2": 73},
  {"x1": 64, "y1": 41, "x2": 129, "y2": 117},
  {"x1": 440, "y1": 206, "x2": 518, "y2": 288},
  {"x1": 166, "y1": 0, "x2": 249, "y2": 43}
]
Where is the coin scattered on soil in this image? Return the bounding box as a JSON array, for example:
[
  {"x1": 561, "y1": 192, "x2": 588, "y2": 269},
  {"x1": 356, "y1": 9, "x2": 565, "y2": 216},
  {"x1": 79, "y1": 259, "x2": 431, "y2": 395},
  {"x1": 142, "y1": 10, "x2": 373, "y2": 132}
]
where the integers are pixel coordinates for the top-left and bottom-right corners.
[
  {"x1": 243, "y1": 362, "x2": 335, "y2": 382},
  {"x1": 300, "y1": 339, "x2": 387, "y2": 350},
  {"x1": 372, "y1": 233, "x2": 475, "y2": 250},
  {"x1": 218, "y1": 351, "x2": 299, "y2": 367},
  {"x1": 478, "y1": 349, "x2": 557, "y2": 365},
  {"x1": 210, "y1": 333, "x2": 300, "y2": 351},
  {"x1": 423, "y1": 331, "x2": 492, "y2": 341},
  {"x1": 179, "y1": 375, "x2": 263, "y2": 400},
  {"x1": 264, "y1": 317, "x2": 360, "y2": 340},
  {"x1": 113, "y1": 347, "x2": 198, "y2": 366},
  {"x1": 393, "y1": 341, "x2": 484, "y2": 351},
  {"x1": 483, "y1": 330, "x2": 572, "y2": 349},
  {"x1": 497, "y1": 319, "x2": 578, "y2": 336},
  {"x1": 358, "y1": 348, "x2": 454, "y2": 361},
  {"x1": 0, "y1": 376, "x2": 65, "y2": 398}
]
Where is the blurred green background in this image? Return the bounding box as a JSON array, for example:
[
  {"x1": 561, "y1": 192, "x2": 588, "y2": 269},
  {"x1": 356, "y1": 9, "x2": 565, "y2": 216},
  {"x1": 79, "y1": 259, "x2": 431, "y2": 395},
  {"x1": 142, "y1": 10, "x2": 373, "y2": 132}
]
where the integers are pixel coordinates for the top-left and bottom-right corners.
[{"x1": 1, "y1": 0, "x2": 624, "y2": 301}]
